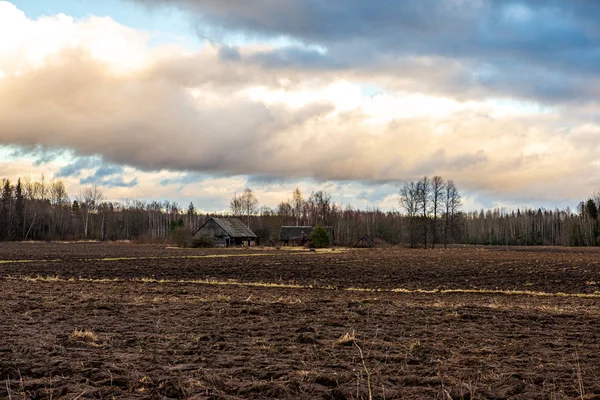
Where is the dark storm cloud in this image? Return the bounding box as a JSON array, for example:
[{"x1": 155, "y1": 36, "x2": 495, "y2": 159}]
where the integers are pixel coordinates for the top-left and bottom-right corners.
[{"x1": 132, "y1": 0, "x2": 600, "y2": 102}]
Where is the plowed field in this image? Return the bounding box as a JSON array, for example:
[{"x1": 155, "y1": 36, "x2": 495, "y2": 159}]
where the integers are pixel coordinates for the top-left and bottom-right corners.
[{"x1": 2, "y1": 242, "x2": 600, "y2": 399}]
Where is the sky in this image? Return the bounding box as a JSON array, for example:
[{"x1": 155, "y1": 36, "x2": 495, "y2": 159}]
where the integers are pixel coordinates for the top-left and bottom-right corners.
[{"x1": 1, "y1": 0, "x2": 599, "y2": 213}]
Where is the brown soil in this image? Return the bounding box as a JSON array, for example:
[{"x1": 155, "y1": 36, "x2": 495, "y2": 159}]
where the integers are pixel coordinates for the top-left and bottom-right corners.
[{"x1": 1, "y1": 243, "x2": 600, "y2": 399}]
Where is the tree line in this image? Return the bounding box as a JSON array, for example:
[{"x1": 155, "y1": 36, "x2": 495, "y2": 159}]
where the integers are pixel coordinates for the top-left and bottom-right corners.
[{"x1": 1, "y1": 175, "x2": 599, "y2": 246}]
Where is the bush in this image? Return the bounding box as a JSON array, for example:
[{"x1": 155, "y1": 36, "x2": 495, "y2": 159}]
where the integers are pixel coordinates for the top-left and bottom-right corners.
[
  {"x1": 169, "y1": 227, "x2": 191, "y2": 248},
  {"x1": 189, "y1": 235, "x2": 214, "y2": 248},
  {"x1": 310, "y1": 224, "x2": 331, "y2": 248}
]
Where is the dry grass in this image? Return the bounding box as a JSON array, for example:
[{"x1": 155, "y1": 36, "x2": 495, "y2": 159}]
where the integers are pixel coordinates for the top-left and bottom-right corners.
[
  {"x1": 9, "y1": 275, "x2": 600, "y2": 300},
  {"x1": 70, "y1": 328, "x2": 98, "y2": 343},
  {"x1": 0, "y1": 259, "x2": 60, "y2": 264},
  {"x1": 335, "y1": 331, "x2": 356, "y2": 346}
]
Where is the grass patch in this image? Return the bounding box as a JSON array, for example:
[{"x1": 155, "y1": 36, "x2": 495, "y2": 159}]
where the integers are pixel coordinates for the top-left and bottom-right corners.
[
  {"x1": 70, "y1": 328, "x2": 98, "y2": 343},
  {"x1": 6, "y1": 275, "x2": 600, "y2": 299},
  {"x1": 0, "y1": 259, "x2": 61, "y2": 264},
  {"x1": 335, "y1": 331, "x2": 356, "y2": 346}
]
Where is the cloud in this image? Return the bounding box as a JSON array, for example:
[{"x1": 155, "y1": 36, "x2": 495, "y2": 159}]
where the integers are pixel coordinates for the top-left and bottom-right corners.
[
  {"x1": 159, "y1": 172, "x2": 208, "y2": 187},
  {"x1": 129, "y1": 0, "x2": 600, "y2": 103},
  {"x1": 54, "y1": 155, "x2": 138, "y2": 188},
  {"x1": 1, "y1": 1, "x2": 600, "y2": 206},
  {"x1": 217, "y1": 45, "x2": 241, "y2": 62},
  {"x1": 56, "y1": 157, "x2": 103, "y2": 178},
  {"x1": 77, "y1": 162, "x2": 138, "y2": 188},
  {"x1": 80, "y1": 175, "x2": 138, "y2": 188},
  {"x1": 7, "y1": 145, "x2": 66, "y2": 166}
]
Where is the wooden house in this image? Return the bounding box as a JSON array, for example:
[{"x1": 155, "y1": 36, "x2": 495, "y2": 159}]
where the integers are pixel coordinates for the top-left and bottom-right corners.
[
  {"x1": 279, "y1": 226, "x2": 335, "y2": 246},
  {"x1": 193, "y1": 217, "x2": 257, "y2": 247}
]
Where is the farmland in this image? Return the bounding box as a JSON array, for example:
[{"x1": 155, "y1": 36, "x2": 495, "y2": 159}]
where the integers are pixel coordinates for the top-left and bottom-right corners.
[{"x1": 2, "y1": 243, "x2": 600, "y2": 399}]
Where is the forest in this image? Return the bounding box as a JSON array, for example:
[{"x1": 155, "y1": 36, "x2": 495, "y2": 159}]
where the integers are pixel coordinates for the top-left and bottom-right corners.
[{"x1": 0, "y1": 175, "x2": 599, "y2": 247}]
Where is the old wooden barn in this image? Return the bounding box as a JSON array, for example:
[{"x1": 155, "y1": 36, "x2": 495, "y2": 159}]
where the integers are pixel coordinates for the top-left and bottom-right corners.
[
  {"x1": 279, "y1": 226, "x2": 335, "y2": 246},
  {"x1": 193, "y1": 217, "x2": 257, "y2": 247}
]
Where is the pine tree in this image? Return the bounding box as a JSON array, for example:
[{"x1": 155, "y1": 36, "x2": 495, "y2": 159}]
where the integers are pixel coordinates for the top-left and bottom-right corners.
[
  {"x1": 1, "y1": 179, "x2": 12, "y2": 239},
  {"x1": 310, "y1": 224, "x2": 331, "y2": 248},
  {"x1": 15, "y1": 178, "x2": 24, "y2": 239}
]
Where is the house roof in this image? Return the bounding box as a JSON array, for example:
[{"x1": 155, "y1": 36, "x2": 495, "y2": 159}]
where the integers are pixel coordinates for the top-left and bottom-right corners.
[
  {"x1": 354, "y1": 234, "x2": 375, "y2": 247},
  {"x1": 279, "y1": 226, "x2": 335, "y2": 241},
  {"x1": 197, "y1": 217, "x2": 257, "y2": 238},
  {"x1": 279, "y1": 226, "x2": 314, "y2": 241}
]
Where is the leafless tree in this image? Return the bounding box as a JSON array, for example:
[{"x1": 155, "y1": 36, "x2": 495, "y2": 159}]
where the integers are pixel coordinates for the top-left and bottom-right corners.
[
  {"x1": 229, "y1": 193, "x2": 243, "y2": 217},
  {"x1": 22, "y1": 177, "x2": 42, "y2": 240},
  {"x1": 276, "y1": 200, "x2": 293, "y2": 225},
  {"x1": 50, "y1": 180, "x2": 70, "y2": 238},
  {"x1": 416, "y1": 176, "x2": 431, "y2": 248},
  {"x1": 78, "y1": 185, "x2": 104, "y2": 238},
  {"x1": 241, "y1": 188, "x2": 259, "y2": 227},
  {"x1": 444, "y1": 180, "x2": 461, "y2": 247},
  {"x1": 311, "y1": 190, "x2": 332, "y2": 225},
  {"x1": 400, "y1": 181, "x2": 419, "y2": 247},
  {"x1": 292, "y1": 188, "x2": 304, "y2": 226},
  {"x1": 431, "y1": 176, "x2": 445, "y2": 249}
]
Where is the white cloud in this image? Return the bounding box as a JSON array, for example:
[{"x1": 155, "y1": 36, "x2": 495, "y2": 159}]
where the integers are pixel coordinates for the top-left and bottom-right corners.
[{"x1": 1, "y1": 1, "x2": 599, "y2": 211}]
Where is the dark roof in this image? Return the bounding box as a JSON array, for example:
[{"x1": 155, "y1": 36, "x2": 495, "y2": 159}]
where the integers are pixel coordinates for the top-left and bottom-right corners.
[
  {"x1": 279, "y1": 226, "x2": 314, "y2": 241},
  {"x1": 279, "y1": 226, "x2": 334, "y2": 241},
  {"x1": 197, "y1": 217, "x2": 257, "y2": 238},
  {"x1": 354, "y1": 234, "x2": 375, "y2": 247}
]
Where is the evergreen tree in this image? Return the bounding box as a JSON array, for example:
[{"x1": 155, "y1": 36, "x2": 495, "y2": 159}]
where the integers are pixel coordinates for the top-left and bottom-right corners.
[
  {"x1": 15, "y1": 178, "x2": 24, "y2": 239},
  {"x1": 586, "y1": 199, "x2": 598, "y2": 220},
  {"x1": 310, "y1": 224, "x2": 331, "y2": 248},
  {"x1": 1, "y1": 179, "x2": 12, "y2": 239}
]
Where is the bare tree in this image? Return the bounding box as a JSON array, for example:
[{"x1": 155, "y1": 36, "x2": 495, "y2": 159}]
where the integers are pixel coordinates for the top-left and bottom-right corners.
[
  {"x1": 241, "y1": 188, "x2": 259, "y2": 227},
  {"x1": 292, "y1": 188, "x2": 304, "y2": 226},
  {"x1": 431, "y1": 176, "x2": 445, "y2": 249},
  {"x1": 22, "y1": 177, "x2": 42, "y2": 240},
  {"x1": 416, "y1": 176, "x2": 431, "y2": 248},
  {"x1": 229, "y1": 193, "x2": 244, "y2": 218},
  {"x1": 50, "y1": 180, "x2": 70, "y2": 239},
  {"x1": 444, "y1": 180, "x2": 462, "y2": 247},
  {"x1": 400, "y1": 181, "x2": 419, "y2": 247},
  {"x1": 78, "y1": 185, "x2": 104, "y2": 238},
  {"x1": 276, "y1": 200, "x2": 293, "y2": 225},
  {"x1": 311, "y1": 190, "x2": 332, "y2": 225},
  {"x1": 50, "y1": 181, "x2": 69, "y2": 206}
]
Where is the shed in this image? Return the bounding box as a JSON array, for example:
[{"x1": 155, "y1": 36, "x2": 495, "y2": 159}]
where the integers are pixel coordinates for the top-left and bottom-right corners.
[
  {"x1": 193, "y1": 217, "x2": 257, "y2": 247},
  {"x1": 353, "y1": 234, "x2": 375, "y2": 248},
  {"x1": 279, "y1": 226, "x2": 335, "y2": 246}
]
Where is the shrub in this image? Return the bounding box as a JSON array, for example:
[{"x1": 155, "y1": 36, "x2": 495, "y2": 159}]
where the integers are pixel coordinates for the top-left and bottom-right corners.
[
  {"x1": 310, "y1": 224, "x2": 331, "y2": 248},
  {"x1": 190, "y1": 235, "x2": 214, "y2": 248},
  {"x1": 169, "y1": 226, "x2": 191, "y2": 248}
]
